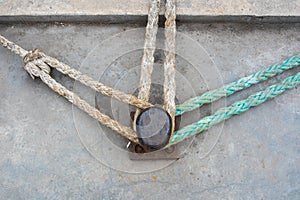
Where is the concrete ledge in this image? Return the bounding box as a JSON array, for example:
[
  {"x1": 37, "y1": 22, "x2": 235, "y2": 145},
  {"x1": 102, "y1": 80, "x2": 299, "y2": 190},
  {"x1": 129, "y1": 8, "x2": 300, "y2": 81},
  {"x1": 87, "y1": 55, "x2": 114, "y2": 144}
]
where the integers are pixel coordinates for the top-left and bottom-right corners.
[
  {"x1": 0, "y1": 0, "x2": 300, "y2": 23},
  {"x1": 1, "y1": 15, "x2": 300, "y2": 24}
]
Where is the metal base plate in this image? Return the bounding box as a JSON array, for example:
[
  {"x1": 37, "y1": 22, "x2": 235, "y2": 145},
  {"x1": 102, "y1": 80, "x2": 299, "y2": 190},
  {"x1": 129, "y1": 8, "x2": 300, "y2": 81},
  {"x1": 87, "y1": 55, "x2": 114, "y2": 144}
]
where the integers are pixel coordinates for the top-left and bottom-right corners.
[{"x1": 127, "y1": 142, "x2": 180, "y2": 160}]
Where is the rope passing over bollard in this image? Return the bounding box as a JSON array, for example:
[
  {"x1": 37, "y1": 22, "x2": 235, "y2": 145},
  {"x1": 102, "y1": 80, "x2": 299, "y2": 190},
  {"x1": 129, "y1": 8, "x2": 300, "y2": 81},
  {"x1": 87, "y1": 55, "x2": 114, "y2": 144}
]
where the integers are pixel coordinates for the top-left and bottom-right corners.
[
  {"x1": 133, "y1": 0, "x2": 161, "y2": 130},
  {"x1": 133, "y1": 0, "x2": 177, "y2": 148},
  {"x1": 1, "y1": 34, "x2": 299, "y2": 148},
  {"x1": 1, "y1": 1, "x2": 299, "y2": 149},
  {"x1": 163, "y1": 0, "x2": 177, "y2": 132}
]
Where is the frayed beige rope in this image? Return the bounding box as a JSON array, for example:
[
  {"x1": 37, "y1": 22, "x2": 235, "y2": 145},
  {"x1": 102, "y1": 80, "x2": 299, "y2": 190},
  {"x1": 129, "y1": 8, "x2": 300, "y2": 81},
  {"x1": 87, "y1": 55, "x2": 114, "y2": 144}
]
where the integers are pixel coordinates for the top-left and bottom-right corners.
[
  {"x1": 0, "y1": 35, "x2": 28, "y2": 58},
  {"x1": 163, "y1": 0, "x2": 176, "y2": 132},
  {"x1": 39, "y1": 50, "x2": 152, "y2": 110},
  {"x1": 27, "y1": 61, "x2": 139, "y2": 143},
  {"x1": 137, "y1": 0, "x2": 161, "y2": 102},
  {"x1": 0, "y1": 0, "x2": 177, "y2": 144},
  {"x1": 0, "y1": 34, "x2": 143, "y2": 143},
  {"x1": 133, "y1": 0, "x2": 161, "y2": 129},
  {"x1": 135, "y1": 0, "x2": 177, "y2": 133},
  {"x1": 0, "y1": 35, "x2": 152, "y2": 110}
]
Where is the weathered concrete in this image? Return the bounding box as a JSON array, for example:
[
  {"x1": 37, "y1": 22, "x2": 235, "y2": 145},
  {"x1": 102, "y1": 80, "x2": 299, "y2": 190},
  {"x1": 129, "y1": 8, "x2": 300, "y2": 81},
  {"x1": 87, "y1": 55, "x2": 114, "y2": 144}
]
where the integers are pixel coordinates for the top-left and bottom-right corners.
[
  {"x1": 0, "y1": 0, "x2": 300, "y2": 23},
  {"x1": 0, "y1": 22, "x2": 300, "y2": 199}
]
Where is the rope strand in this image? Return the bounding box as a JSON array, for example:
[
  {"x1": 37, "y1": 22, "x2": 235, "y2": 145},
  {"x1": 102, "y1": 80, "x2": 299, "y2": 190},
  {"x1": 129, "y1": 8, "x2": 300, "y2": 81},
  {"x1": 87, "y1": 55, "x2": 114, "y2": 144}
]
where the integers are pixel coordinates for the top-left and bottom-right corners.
[
  {"x1": 1, "y1": 18, "x2": 300, "y2": 147},
  {"x1": 133, "y1": 0, "x2": 161, "y2": 129},
  {"x1": 137, "y1": 0, "x2": 161, "y2": 102},
  {"x1": 0, "y1": 34, "x2": 28, "y2": 58},
  {"x1": 39, "y1": 70, "x2": 139, "y2": 143},
  {"x1": 0, "y1": 34, "x2": 142, "y2": 143},
  {"x1": 163, "y1": 0, "x2": 177, "y2": 132},
  {"x1": 0, "y1": 35, "x2": 152, "y2": 110},
  {"x1": 40, "y1": 51, "x2": 152, "y2": 110},
  {"x1": 170, "y1": 71, "x2": 300, "y2": 144},
  {"x1": 175, "y1": 54, "x2": 300, "y2": 116}
]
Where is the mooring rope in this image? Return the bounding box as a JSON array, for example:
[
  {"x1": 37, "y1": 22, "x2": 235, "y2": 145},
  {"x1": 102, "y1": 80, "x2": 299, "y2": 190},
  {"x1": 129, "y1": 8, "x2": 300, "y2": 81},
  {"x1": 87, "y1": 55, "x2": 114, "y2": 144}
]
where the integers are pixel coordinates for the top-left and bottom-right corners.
[
  {"x1": 25, "y1": 57, "x2": 139, "y2": 143},
  {"x1": 1, "y1": 34, "x2": 299, "y2": 147},
  {"x1": 163, "y1": 0, "x2": 177, "y2": 132},
  {"x1": 169, "y1": 71, "x2": 300, "y2": 145},
  {"x1": 134, "y1": 0, "x2": 177, "y2": 135},
  {"x1": 1, "y1": 1, "x2": 299, "y2": 148},
  {"x1": 133, "y1": 0, "x2": 161, "y2": 128},
  {"x1": 0, "y1": 35, "x2": 142, "y2": 143},
  {"x1": 137, "y1": 0, "x2": 161, "y2": 103},
  {"x1": 0, "y1": 35, "x2": 152, "y2": 109},
  {"x1": 175, "y1": 54, "x2": 300, "y2": 116}
]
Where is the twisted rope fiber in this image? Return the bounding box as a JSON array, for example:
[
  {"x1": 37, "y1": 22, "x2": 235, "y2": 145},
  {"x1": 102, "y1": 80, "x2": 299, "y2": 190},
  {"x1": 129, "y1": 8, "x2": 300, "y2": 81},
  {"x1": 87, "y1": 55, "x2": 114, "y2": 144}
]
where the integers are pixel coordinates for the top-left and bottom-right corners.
[
  {"x1": 170, "y1": 71, "x2": 300, "y2": 144},
  {"x1": 0, "y1": 34, "x2": 143, "y2": 143},
  {"x1": 163, "y1": 0, "x2": 177, "y2": 131},
  {"x1": 27, "y1": 63, "x2": 139, "y2": 143},
  {"x1": 39, "y1": 51, "x2": 152, "y2": 109},
  {"x1": 137, "y1": 0, "x2": 161, "y2": 102},
  {"x1": 2, "y1": 30, "x2": 300, "y2": 146},
  {"x1": 0, "y1": 35, "x2": 28, "y2": 57},
  {"x1": 133, "y1": 0, "x2": 161, "y2": 128},
  {"x1": 175, "y1": 54, "x2": 300, "y2": 116},
  {"x1": 135, "y1": 0, "x2": 178, "y2": 136},
  {"x1": 0, "y1": 35, "x2": 152, "y2": 109}
]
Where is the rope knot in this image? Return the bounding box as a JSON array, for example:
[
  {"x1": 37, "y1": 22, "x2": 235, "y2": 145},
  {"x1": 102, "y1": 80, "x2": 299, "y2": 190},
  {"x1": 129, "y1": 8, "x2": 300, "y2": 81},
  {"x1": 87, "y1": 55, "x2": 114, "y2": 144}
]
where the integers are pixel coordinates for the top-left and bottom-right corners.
[{"x1": 23, "y1": 48, "x2": 51, "y2": 79}]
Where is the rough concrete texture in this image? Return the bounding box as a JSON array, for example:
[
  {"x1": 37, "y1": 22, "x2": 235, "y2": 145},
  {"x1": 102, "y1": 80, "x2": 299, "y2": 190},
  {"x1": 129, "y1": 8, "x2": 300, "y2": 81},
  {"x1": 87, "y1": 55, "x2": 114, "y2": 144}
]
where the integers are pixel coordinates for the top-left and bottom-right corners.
[
  {"x1": 0, "y1": 22, "x2": 300, "y2": 199},
  {"x1": 0, "y1": 0, "x2": 300, "y2": 22}
]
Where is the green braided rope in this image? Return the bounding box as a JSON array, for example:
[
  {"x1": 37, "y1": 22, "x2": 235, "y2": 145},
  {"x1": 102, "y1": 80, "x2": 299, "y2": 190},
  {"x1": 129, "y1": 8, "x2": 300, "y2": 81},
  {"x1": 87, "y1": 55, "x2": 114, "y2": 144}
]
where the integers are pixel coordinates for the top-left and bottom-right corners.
[
  {"x1": 170, "y1": 71, "x2": 300, "y2": 145},
  {"x1": 175, "y1": 54, "x2": 300, "y2": 116}
]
